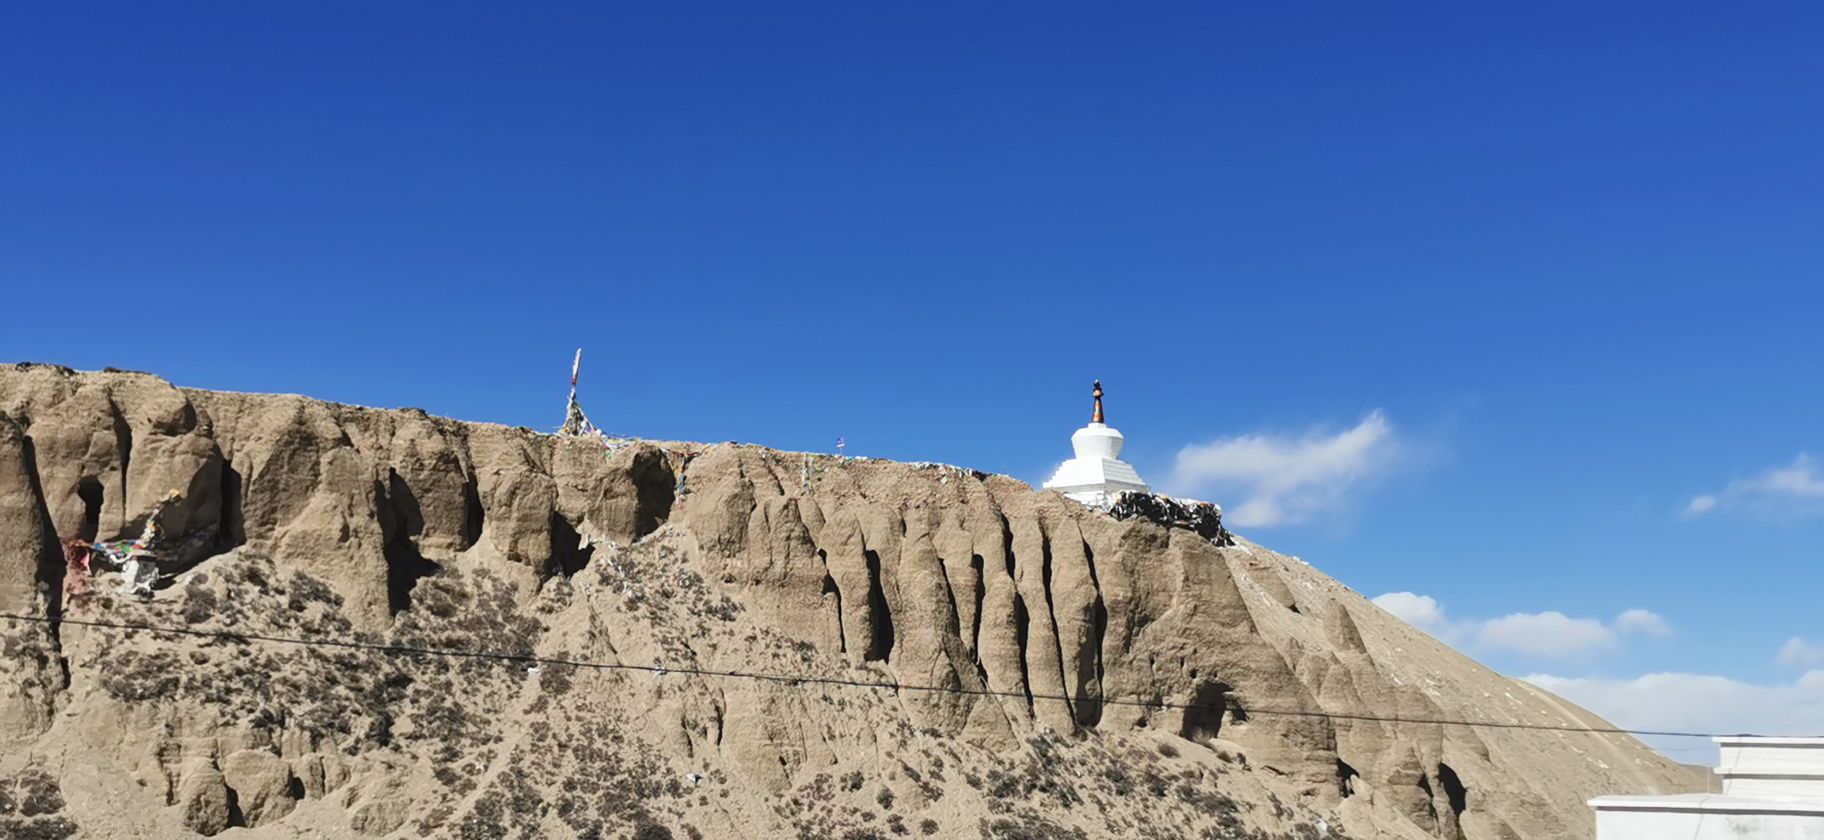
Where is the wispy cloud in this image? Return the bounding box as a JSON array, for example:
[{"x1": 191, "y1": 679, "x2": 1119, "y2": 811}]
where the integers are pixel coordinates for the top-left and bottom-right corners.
[
  {"x1": 1688, "y1": 454, "x2": 1824, "y2": 517},
  {"x1": 1370, "y1": 591, "x2": 1446, "y2": 631},
  {"x1": 1170, "y1": 410, "x2": 1400, "y2": 527},
  {"x1": 1371, "y1": 591, "x2": 1672, "y2": 660},
  {"x1": 1614, "y1": 608, "x2": 1674, "y2": 638},
  {"x1": 1525, "y1": 669, "x2": 1824, "y2": 762},
  {"x1": 1780, "y1": 637, "x2": 1824, "y2": 669}
]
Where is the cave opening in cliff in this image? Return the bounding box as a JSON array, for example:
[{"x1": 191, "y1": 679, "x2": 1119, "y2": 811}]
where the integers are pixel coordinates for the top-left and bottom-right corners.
[
  {"x1": 629, "y1": 448, "x2": 676, "y2": 540},
  {"x1": 381, "y1": 474, "x2": 440, "y2": 614},
  {"x1": 385, "y1": 540, "x2": 441, "y2": 615},
  {"x1": 76, "y1": 476, "x2": 102, "y2": 541},
  {"x1": 461, "y1": 475, "x2": 484, "y2": 549},
  {"x1": 1179, "y1": 679, "x2": 1238, "y2": 743},
  {"x1": 1439, "y1": 762, "x2": 1468, "y2": 818},
  {"x1": 549, "y1": 512, "x2": 594, "y2": 578},
  {"x1": 1337, "y1": 758, "x2": 1361, "y2": 797},
  {"x1": 821, "y1": 566, "x2": 846, "y2": 653},
  {"x1": 219, "y1": 461, "x2": 246, "y2": 548},
  {"x1": 863, "y1": 549, "x2": 894, "y2": 662}
]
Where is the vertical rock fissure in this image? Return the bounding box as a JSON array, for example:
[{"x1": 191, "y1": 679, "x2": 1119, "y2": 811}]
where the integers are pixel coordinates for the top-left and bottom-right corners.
[
  {"x1": 1011, "y1": 594, "x2": 1035, "y2": 714},
  {"x1": 20, "y1": 433, "x2": 66, "y2": 624},
  {"x1": 969, "y1": 554, "x2": 985, "y2": 656},
  {"x1": 11, "y1": 422, "x2": 72, "y2": 695},
  {"x1": 380, "y1": 472, "x2": 440, "y2": 614},
  {"x1": 1337, "y1": 758, "x2": 1361, "y2": 798},
  {"x1": 461, "y1": 471, "x2": 485, "y2": 550},
  {"x1": 1082, "y1": 538, "x2": 1107, "y2": 728},
  {"x1": 1000, "y1": 520, "x2": 1016, "y2": 579},
  {"x1": 107, "y1": 396, "x2": 132, "y2": 522},
  {"x1": 1417, "y1": 771, "x2": 1441, "y2": 829},
  {"x1": 1439, "y1": 762, "x2": 1468, "y2": 838},
  {"x1": 1038, "y1": 529, "x2": 1074, "y2": 722},
  {"x1": 934, "y1": 550, "x2": 961, "y2": 635},
  {"x1": 224, "y1": 783, "x2": 247, "y2": 829},
  {"x1": 862, "y1": 549, "x2": 894, "y2": 662},
  {"x1": 820, "y1": 549, "x2": 846, "y2": 654},
  {"x1": 218, "y1": 460, "x2": 246, "y2": 550}
]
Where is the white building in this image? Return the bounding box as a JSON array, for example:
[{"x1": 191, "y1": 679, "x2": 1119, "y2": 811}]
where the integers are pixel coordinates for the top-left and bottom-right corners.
[
  {"x1": 1591, "y1": 737, "x2": 1824, "y2": 839},
  {"x1": 1042, "y1": 381, "x2": 1151, "y2": 507}
]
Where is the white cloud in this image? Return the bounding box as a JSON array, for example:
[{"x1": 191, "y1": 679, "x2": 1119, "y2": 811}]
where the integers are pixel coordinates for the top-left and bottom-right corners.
[
  {"x1": 1525, "y1": 670, "x2": 1824, "y2": 763},
  {"x1": 1780, "y1": 637, "x2": 1824, "y2": 669},
  {"x1": 1476, "y1": 611, "x2": 1618, "y2": 658},
  {"x1": 1370, "y1": 591, "x2": 1445, "y2": 631},
  {"x1": 1614, "y1": 608, "x2": 1674, "y2": 638},
  {"x1": 1688, "y1": 454, "x2": 1824, "y2": 517},
  {"x1": 1370, "y1": 592, "x2": 1671, "y2": 660},
  {"x1": 1170, "y1": 410, "x2": 1400, "y2": 527}
]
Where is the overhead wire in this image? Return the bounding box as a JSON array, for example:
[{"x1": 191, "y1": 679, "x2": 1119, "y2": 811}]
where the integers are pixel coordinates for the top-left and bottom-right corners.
[{"x1": 0, "y1": 611, "x2": 1781, "y2": 742}]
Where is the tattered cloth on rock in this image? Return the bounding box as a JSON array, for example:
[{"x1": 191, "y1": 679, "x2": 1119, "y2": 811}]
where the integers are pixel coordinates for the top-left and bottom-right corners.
[
  {"x1": 559, "y1": 348, "x2": 604, "y2": 438},
  {"x1": 1108, "y1": 491, "x2": 1235, "y2": 547},
  {"x1": 62, "y1": 536, "x2": 94, "y2": 607},
  {"x1": 557, "y1": 348, "x2": 627, "y2": 451},
  {"x1": 81, "y1": 490, "x2": 182, "y2": 597}
]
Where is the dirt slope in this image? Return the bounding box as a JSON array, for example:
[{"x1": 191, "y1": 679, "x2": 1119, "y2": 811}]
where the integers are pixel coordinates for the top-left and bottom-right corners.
[{"x1": 0, "y1": 365, "x2": 1693, "y2": 839}]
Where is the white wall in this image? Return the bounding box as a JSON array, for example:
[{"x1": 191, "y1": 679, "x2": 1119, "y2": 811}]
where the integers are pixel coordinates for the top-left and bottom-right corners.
[{"x1": 1596, "y1": 807, "x2": 1824, "y2": 839}]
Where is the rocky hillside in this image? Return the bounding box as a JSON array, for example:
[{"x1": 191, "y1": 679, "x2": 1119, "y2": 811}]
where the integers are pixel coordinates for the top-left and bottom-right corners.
[{"x1": 0, "y1": 365, "x2": 1693, "y2": 839}]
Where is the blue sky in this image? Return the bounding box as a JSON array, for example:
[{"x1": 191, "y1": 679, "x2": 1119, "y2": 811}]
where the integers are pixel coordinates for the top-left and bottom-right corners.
[{"x1": 5, "y1": 3, "x2": 1822, "y2": 755}]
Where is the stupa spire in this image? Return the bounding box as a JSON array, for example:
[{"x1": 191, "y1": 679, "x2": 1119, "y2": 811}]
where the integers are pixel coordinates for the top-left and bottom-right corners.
[{"x1": 1042, "y1": 380, "x2": 1149, "y2": 507}]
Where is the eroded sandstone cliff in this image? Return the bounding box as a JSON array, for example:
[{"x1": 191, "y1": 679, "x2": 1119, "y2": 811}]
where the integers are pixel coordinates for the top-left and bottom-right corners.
[{"x1": 0, "y1": 365, "x2": 1692, "y2": 839}]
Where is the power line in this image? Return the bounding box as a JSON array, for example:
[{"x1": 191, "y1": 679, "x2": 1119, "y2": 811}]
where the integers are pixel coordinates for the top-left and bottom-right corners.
[{"x1": 0, "y1": 612, "x2": 1769, "y2": 742}]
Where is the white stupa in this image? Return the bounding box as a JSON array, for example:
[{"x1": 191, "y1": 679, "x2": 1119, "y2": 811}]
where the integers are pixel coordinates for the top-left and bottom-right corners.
[{"x1": 1042, "y1": 381, "x2": 1151, "y2": 507}]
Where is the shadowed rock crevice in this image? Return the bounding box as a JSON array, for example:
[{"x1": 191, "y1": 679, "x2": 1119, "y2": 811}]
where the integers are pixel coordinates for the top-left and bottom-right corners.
[
  {"x1": 933, "y1": 549, "x2": 959, "y2": 634},
  {"x1": 1011, "y1": 594, "x2": 1034, "y2": 714},
  {"x1": 1337, "y1": 758, "x2": 1361, "y2": 797},
  {"x1": 1082, "y1": 540, "x2": 1106, "y2": 728},
  {"x1": 106, "y1": 398, "x2": 132, "y2": 525},
  {"x1": 1440, "y1": 762, "x2": 1468, "y2": 837},
  {"x1": 969, "y1": 554, "x2": 985, "y2": 655},
  {"x1": 380, "y1": 473, "x2": 440, "y2": 614},
  {"x1": 820, "y1": 550, "x2": 845, "y2": 654},
  {"x1": 862, "y1": 550, "x2": 893, "y2": 662},
  {"x1": 1037, "y1": 531, "x2": 1074, "y2": 724},
  {"x1": 461, "y1": 473, "x2": 485, "y2": 548},
  {"x1": 1417, "y1": 770, "x2": 1441, "y2": 829},
  {"x1": 75, "y1": 477, "x2": 102, "y2": 543},
  {"x1": 218, "y1": 461, "x2": 246, "y2": 549},
  {"x1": 1180, "y1": 679, "x2": 1237, "y2": 743},
  {"x1": 549, "y1": 512, "x2": 594, "y2": 578},
  {"x1": 19, "y1": 432, "x2": 65, "y2": 617},
  {"x1": 624, "y1": 446, "x2": 678, "y2": 541},
  {"x1": 224, "y1": 784, "x2": 247, "y2": 829},
  {"x1": 1440, "y1": 762, "x2": 1467, "y2": 814}
]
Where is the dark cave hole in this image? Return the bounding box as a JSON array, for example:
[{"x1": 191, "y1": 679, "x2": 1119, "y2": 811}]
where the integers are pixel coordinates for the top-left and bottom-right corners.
[
  {"x1": 76, "y1": 477, "x2": 103, "y2": 542},
  {"x1": 863, "y1": 549, "x2": 894, "y2": 662},
  {"x1": 1180, "y1": 679, "x2": 1238, "y2": 742},
  {"x1": 1439, "y1": 762, "x2": 1468, "y2": 816}
]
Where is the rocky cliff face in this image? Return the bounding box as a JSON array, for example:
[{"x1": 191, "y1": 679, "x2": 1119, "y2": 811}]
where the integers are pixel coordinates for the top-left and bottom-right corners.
[{"x1": 0, "y1": 365, "x2": 1692, "y2": 839}]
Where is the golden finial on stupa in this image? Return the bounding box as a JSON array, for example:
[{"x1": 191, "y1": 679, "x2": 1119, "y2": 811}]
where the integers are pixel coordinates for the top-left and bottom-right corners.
[{"x1": 1092, "y1": 380, "x2": 1104, "y2": 424}]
